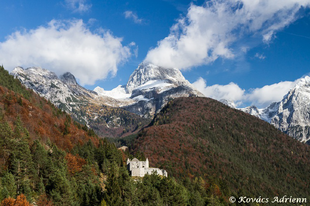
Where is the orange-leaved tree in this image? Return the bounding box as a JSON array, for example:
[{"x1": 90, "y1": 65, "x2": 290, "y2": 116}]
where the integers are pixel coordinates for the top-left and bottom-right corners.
[{"x1": 1, "y1": 194, "x2": 32, "y2": 206}]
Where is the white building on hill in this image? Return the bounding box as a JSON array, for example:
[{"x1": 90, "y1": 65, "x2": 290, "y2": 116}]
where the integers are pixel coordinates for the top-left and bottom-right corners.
[{"x1": 126, "y1": 158, "x2": 168, "y2": 177}]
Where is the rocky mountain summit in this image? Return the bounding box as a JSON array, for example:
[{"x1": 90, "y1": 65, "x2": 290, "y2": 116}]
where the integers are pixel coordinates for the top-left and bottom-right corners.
[
  {"x1": 11, "y1": 63, "x2": 203, "y2": 136},
  {"x1": 95, "y1": 63, "x2": 203, "y2": 117},
  {"x1": 11, "y1": 66, "x2": 148, "y2": 137},
  {"x1": 11, "y1": 66, "x2": 90, "y2": 116},
  {"x1": 240, "y1": 76, "x2": 310, "y2": 144},
  {"x1": 126, "y1": 63, "x2": 191, "y2": 93}
]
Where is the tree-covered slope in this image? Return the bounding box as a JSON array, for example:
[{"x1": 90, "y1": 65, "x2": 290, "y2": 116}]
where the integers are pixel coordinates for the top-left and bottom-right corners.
[
  {"x1": 0, "y1": 65, "x2": 99, "y2": 149},
  {"x1": 0, "y1": 65, "x2": 121, "y2": 205},
  {"x1": 0, "y1": 66, "x2": 220, "y2": 205},
  {"x1": 132, "y1": 97, "x2": 310, "y2": 199}
]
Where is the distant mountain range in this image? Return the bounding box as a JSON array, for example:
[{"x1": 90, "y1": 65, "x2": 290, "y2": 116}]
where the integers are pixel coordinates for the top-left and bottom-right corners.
[
  {"x1": 11, "y1": 63, "x2": 310, "y2": 144},
  {"x1": 11, "y1": 63, "x2": 202, "y2": 137},
  {"x1": 239, "y1": 76, "x2": 310, "y2": 144}
]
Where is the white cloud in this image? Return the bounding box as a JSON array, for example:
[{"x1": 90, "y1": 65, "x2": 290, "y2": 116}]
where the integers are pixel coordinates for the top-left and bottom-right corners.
[
  {"x1": 192, "y1": 77, "x2": 245, "y2": 104},
  {"x1": 245, "y1": 81, "x2": 297, "y2": 107},
  {"x1": 192, "y1": 77, "x2": 297, "y2": 108},
  {"x1": 145, "y1": 0, "x2": 310, "y2": 69},
  {"x1": 0, "y1": 19, "x2": 132, "y2": 86},
  {"x1": 124, "y1": 11, "x2": 143, "y2": 24},
  {"x1": 65, "y1": 0, "x2": 92, "y2": 13}
]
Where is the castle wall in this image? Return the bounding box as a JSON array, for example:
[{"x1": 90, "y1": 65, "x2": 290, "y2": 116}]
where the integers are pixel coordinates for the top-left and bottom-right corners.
[
  {"x1": 145, "y1": 168, "x2": 168, "y2": 177},
  {"x1": 127, "y1": 158, "x2": 167, "y2": 177},
  {"x1": 131, "y1": 168, "x2": 145, "y2": 177}
]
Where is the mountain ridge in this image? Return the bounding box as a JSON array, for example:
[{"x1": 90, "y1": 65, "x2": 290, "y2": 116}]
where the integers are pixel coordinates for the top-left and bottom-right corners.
[
  {"x1": 240, "y1": 75, "x2": 310, "y2": 144},
  {"x1": 11, "y1": 66, "x2": 149, "y2": 138},
  {"x1": 11, "y1": 63, "x2": 203, "y2": 137},
  {"x1": 131, "y1": 97, "x2": 310, "y2": 198},
  {"x1": 95, "y1": 63, "x2": 204, "y2": 117}
]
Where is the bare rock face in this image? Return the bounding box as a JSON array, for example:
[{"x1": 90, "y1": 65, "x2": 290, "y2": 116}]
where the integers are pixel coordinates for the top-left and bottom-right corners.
[
  {"x1": 11, "y1": 67, "x2": 86, "y2": 118},
  {"x1": 11, "y1": 62, "x2": 203, "y2": 136},
  {"x1": 239, "y1": 76, "x2": 310, "y2": 144},
  {"x1": 126, "y1": 63, "x2": 189, "y2": 93},
  {"x1": 269, "y1": 77, "x2": 310, "y2": 144},
  {"x1": 11, "y1": 66, "x2": 148, "y2": 137},
  {"x1": 121, "y1": 63, "x2": 204, "y2": 117},
  {"x1": 94, "y1": 62, "x2": 204, "y2": 118}
]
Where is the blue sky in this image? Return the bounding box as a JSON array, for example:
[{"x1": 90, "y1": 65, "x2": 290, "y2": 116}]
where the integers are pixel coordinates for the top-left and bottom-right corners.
[{"x1": 1, "y1": 0, "x2": 310, "y2": 108}]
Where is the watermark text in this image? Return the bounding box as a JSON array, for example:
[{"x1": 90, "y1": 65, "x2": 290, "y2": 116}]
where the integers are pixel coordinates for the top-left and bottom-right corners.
[{"x1": 229, "y1": 195, "x2": 307, "y2": 204}]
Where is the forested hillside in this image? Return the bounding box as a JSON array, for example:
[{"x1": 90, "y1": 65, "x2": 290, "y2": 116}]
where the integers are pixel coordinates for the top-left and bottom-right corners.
[
  {"x1": 2, "y1": 64, "x2": 309, "y2": 205},
  {"x1": 132, "y1": 97, "x2": 310, "y2": 200},
  {"x1": 0, "y1": 65, "x2": 119, "y2": 205},
  {"x1": 0, "y1": 66, "x2": 224, "y2": 205}
]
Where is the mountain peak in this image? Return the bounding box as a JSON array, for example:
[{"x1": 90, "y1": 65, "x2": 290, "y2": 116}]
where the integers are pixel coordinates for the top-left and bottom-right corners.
[
  {"x1": 240, "y1": 74, "x2": 310, "y2": 144},
  {"x1": 60, "y1": 72, "x2": 78, "y2": 86},
  {"x1": 220, "y1": 99, "x2": 236, "y2": 108},
  {"x1": 294, "y1": 75, "x2": 310, "y2": 88},
  {"x1": 11, "y1": 66, "x2": 25, "y2": 77},
  {"x1": 126, "y1": 62, "x2": 187, "y2": 93},
  {"x1": 13, "y1": 66, "x2": 24, "y2": 71},
  {"x1": 11, "y1": 66, "x2": 58, "y2": 80}
]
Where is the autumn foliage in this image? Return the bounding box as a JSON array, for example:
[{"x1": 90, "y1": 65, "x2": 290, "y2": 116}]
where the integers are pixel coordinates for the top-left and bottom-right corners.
[
  {"x1": 36, "y1": 194, "x2": 53, "y2": 206},
  {"x1": 65, "y1": 153, "x2": 86, "y2": 175},
  {"x1": 0, "y1": 85, "x2": 98, "y2": 150},
  {"x1": 133, "y1": 97, "x2": 310, "y2": 199},
  {"x1": 0, "y1": 65, "x2": 111, "y2": 205},
  {"x1": 1, "y1": 65, "x2": 310, "y2": 204},
  {"x1": 1, "y1": 194, "x2": 32, "y2": 206}
]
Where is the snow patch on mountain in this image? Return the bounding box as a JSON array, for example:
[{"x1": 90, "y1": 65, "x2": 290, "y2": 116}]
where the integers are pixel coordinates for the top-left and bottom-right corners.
[
  {"x1": 134, "y1": 80, "x2": 173, "y2": 93},
  {"x1": 94, "y1": 85, "x2": 131, "y2": 100},
  {"x1": 13, "y1": 64, "x2": 310, "y2": 143},
  {"x1": 12, "y1": 63, "x2": 204, "y2": 120},
  {"x1": 93, "y1": 62, "x2": 203, "y2": 117},
  {"x1": 125, "y1": 63, "x2": 194, "y2": 93},
  {"x1": 220, "y1": 99, "x2": 236, "y2": 109}
]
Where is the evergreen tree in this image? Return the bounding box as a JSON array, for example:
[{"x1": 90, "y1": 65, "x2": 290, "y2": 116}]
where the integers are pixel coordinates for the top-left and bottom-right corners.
[
  {"x1": 158, "y1": 177, "x2": 188, "y2": 205},
  {"x1": 1, "y1": 172, "x2": 16, "y2": 198},
  {"x1": 20, "y1": 179, "x2": 32, "y2": 202},
  {"x1": 13, "y1": 116, "x2": 29, "y2": 139},
  {"x1": 47, "y1": 169, "x2": 74, "y2": 205},
  {"x1": 37, "y1": 176, "x2": 45, "y2": 194},
  {"x1": 0, "y1": 186, "x2": 9, "y2": 201},
  {"x1": 104, "y1": 163, "x2": 123, "y2": 206},
  {"x1": 189, "y1": 190, "x2": 205, "y2": 206},
  {"x1": 30, "y1": 140, "x2": 50, "y2": 179},
  {"x1": 0, "y1": 121, "x2": 13, "y2": 149},
  {"x1": 7, "y1": 137, "x2": 34, "y2": 193},
  {"x1": 0, "y1": 121, "x2": 13, "y2": 173},
  {"x1": 122, "y1": 179, "x2": 139, "y2": 206}
]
